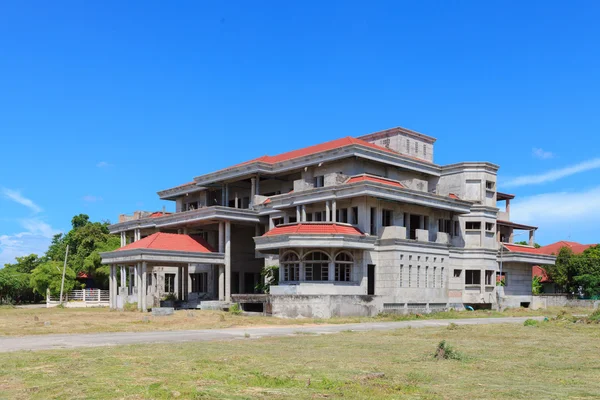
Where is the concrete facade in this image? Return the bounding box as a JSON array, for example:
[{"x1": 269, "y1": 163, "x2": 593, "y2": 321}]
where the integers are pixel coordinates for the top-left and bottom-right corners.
[{"x1": 103, "y1": 126, "x2": 555, "y2": 316}]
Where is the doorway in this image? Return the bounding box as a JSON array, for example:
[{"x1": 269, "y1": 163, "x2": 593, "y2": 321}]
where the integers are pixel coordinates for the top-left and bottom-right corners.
[{"x1": 367, "y1": 264, "x2": 376, "y2": 295}]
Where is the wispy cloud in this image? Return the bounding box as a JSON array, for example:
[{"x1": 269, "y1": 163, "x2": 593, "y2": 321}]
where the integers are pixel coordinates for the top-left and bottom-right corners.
[
  {"x1": 1, "y1": 188, "x2": 42, "y2": 213},
  {"x1": 503, "y1": 158, "x2": 600, "y2": 187},
  {"x1": 83, "y1": 195, "x2": 103, "y2": 203},
  {"x1": 532, "y1": 148, "x2": 554, "y2": 160},
  {"x1": 511, "y1": 186, "x2": 600, "y2": 225},
  {"x1": 96, "y1": 161, "x2": 111, "y2": 168},
  {"x1": 0, "y1": 218, "x2": 60, "y2": 266}
]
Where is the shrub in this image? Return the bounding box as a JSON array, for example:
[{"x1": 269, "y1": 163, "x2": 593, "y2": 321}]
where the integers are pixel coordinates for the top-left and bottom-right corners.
[
  {"x1": 434, "y1": 340, "x2": 465, "y2": 360},
  {"x1": 124, "y1": 302, "x2": 138, "y2": 312},
  {"x1": 524, "y1": 319, "x2": 539, "y2": 327},
  {"x1": 229, "y1": 303, "x2": 242, "y2": 315},
  {"x1": 447, "y1": 322, "x2": 459, "y2": 330},
  {"x1": 587, "y1": 309, "x2": 600, "y2": 323}
]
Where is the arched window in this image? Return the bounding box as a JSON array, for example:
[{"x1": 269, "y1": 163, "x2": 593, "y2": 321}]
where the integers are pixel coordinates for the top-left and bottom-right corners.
[
  {"x1": 281, "y1": 252, "x2": 300, "y2": 281},
  {"x1": 304, "y1": 251, "x2": 330, "y2": 281},
  {"x1": 335, "y1": 252, "x2": 353, "y2": 282}
]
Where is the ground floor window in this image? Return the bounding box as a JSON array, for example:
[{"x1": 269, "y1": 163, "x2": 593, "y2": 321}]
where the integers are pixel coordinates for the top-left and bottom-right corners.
[
  {"x1": 465, "y1": 270, "x2": 481, "y2": 285},
  {"x1": 164, "y1": 273, "x2": 176, "y2": 293},
  {"x1": 334, "y1": 252, "x2": 353, "y2": 281},
  {"x1": 191, "y1": 273, "x2": 208, "y2": 293},
  {"x1": 305, "y1": 251, "x2": 329, "y2": 281},
  {"x1": 281, "y1": 252, "x2": 300, "y2": 281}
]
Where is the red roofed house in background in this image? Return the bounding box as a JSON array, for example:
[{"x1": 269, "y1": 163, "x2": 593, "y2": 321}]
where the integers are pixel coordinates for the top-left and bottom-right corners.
[{"x1": 102, "y1": 125, "x2": 554, "y2": 316}]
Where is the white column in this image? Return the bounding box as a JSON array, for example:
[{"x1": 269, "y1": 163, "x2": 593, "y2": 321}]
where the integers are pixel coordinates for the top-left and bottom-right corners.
[
  {"x1": 128, "y1": 266, "x2": 133, "y2": 295},
  {"x1": 332, "y1": 200, "x2": 337, "y2": 223},
  {"x1": 141, "y1": 262, "x2": 147, "y2": 311},
  {"x1": 296, "y1": 206, "x2": 301, "y2": 222},
  {"x1": 120, "y1": 232, "x2": 126, "y2": 247},
  {"x1": 218, "y1": 222, "x2": 224, "y2": 253},
  {"x1": 301, "y1": 205, "x2": 307, "y2": 221},
  {"x1": 184, "y1": 264, "x2": 189, "y2": 301},
  {"x1": 120, "y1": 266, "x2": 126, "y2": 288},
  {"x1": 326, "y1": 201, "x2": 331, "y2": 222},
  {"x1": 109, "y1": 264, "x2": 115, "y2": 309},
  {"x1": 136, "y1": 262, "x2": 142, "y2": 310},
  {"x1": 225, "y1": 221, "x2": 232, "y2": 301},
  {"x1": 529, "y1": 230, "x2": 535, "y2": 246},
  {"x1": 250, "y1": 178, "x2": 256, "y2": 206},
  {"x1": 269, "y1": 216, "x2": 275, "y2": 230},
  {"x1": 255, "y1": 174, "x2": 260, "y2": 196},
  {"x1": 218, "y1": 265, "x2": 225, "y2": 301},
  {"x1": 235, "y1": 192, "x2": 239, "y2": 209}
]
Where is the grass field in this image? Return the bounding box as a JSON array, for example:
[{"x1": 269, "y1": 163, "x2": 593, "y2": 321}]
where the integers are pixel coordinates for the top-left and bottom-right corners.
[
  {"x1": 0, "y1": 306, "x2": 591, "y2": 336},
  {"x1": 1, "y1": 318, "x2": 599, "y2": 399}
]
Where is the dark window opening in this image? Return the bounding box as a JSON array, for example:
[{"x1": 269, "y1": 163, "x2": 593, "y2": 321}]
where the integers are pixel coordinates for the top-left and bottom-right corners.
[{"x1": 465, "y1": 270, "x2": 481, "y2": 285}]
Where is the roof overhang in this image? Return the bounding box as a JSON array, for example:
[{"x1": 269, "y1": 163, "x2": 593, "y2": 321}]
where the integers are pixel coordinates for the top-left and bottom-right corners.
[
  {"x1": 108, "y1": 206, "x2": 261, "y2": 233},
  {"x1": 254, "y1": 234, "x2": 377, "y2": 254},
  {"x1": 500, "y1": 252, "x2": 556, "y2": 266},
  {"x1": 100, "y1": 248, "x2": 225, "y2": 265},
  {"x1": 261, "y1": 181, "x2": 473, "y2": 214},
  {"x1": 497, "y1": 192, "x2": 515, "y2": 201},
  {"x1": 192, "y1": 144, "x2": 442, "y2": 187},
  {"x1": 497, "y1": 220, "x2": 538, "y2": 230}
]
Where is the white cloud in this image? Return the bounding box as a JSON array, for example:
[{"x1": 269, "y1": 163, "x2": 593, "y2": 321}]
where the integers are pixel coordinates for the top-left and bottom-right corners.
[
  {"x1": 83, "y1": 195, "x2": 103, "y2": 203},
  {"x1": 532, "y1": 148, "x2": 554, "y2": 160},
  {"x1": 511, "y1": 186, "x2": 600, "y2": 225},
  {"x1": 0, "y1": 219, "x2": 60, "y2": 266},
  {"x1": 96, "y1": 161, "x2": 111, "y2": 168},
  {"x1": 1, "y1": 188, "x2": 42, "y2": 213},
  {"x1": 503, "y1": 158, "x2": 600, "y2": 187}
]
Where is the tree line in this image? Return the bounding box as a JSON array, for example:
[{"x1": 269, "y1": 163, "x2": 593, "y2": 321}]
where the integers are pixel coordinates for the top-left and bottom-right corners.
[
  {"x1": 545, "y1": 245, "x2": 600, "y2": 298},
  {"x1": 0, "y1": 214, "x2": 120, "y2": 304}
]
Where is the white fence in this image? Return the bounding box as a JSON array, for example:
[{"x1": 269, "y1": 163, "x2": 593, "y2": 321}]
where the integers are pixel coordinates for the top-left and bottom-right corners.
[{"x1": 47, "y1": 289, "x2": 110, "y2": 308}]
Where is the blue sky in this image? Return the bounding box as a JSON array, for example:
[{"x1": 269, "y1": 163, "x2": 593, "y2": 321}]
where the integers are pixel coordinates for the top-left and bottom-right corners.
[{"x1": 1, "y1": 1, "x2": 600, "y2": 265}]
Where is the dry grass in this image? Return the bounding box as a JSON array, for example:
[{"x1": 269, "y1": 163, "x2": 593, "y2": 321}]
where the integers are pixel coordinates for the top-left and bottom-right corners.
[
  {"x1": 1, "y1": 320, "x2": 599, "y2": 399},
  {"x1": 0, "y1": 306, "x2": 592, "y2": 337}
]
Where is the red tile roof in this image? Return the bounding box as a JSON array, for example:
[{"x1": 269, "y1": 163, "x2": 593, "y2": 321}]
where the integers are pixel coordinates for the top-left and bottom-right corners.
[
  {"x1": 448, "y1": 193, "x2": 460, "y2": 199},
  {"x1": 263, "y1": 223, "x2": 364, "y2": 237},
  {"x1": 149, "y1": 211, "x2": 172, "y2": 218},
  {"x1": 117, "y1": 232, "x2": 216, "y2": 253},
  {"x1": 532, "y1": 266, "x2": 552, "y2": 283},
  {"x1": 502, "y1": 244, "x2": 542, "y2": 254},
  {"x1": 536, "y1": 241, "x2": 594, "y2": 255},
  {"x1": 345, "y1": 174, "x2": 405, "y2": 188},
  {"x1": 227, "y1": 136, "x2": 433, "y2": 170}
]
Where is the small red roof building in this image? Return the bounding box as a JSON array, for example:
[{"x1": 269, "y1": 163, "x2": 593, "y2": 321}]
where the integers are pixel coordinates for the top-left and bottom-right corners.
[
  {"x1": 263, "y1": 223, "x2": 364, "y2": 237},
  {"x1": 117, "y1": 232, "x2": 215, "y2": 253}
]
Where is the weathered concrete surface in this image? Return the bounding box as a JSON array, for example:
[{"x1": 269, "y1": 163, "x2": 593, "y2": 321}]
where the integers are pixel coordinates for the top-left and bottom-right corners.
[{"x1": 0, "y1": 316, "x2": 543, "y2": 353}]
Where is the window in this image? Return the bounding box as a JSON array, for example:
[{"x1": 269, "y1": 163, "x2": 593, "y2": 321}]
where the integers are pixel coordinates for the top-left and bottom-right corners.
[
  {"x1": 486, "y1": 181, "x2": 495, "y2": 190},
  {"x1": 441, "y1": 267, "x2": 445, "y2": 288},
  {"x1": 466, "y1": 221, "x2": 481, "y2": 230},
  {"x1": 400, "y1": 264, "x2": 404, "y2": 287},
  {"x1": 304, "y1": 251, "x2": 330, "y2": 281},
  {"x1": 314, "y1": 175, "x2": 324, "y2": 188},
  {"x1": 281, "y1": 252, "x2": 300, "y2": 281},
  {"x1": 465, "y1": 270, "x2": 481, "y2": 285},
  {"x1": 485, "y1": 222, "x2": 494, "y2": 231},
  {"x1": 337, "y1": 208, "x2": 348, "y2": 223},
  {"x1": 415, "y1": 142, "x2": 419, "y2": 154},
  {"x1": 406, "y1": 138, "x2": 410, "y2": 153},
  {"x1": 424, "y1": 145, "x2": 427, "y2": 158},
  {"x1": 306, "y1": 213, "x2": 314, "y2": 222},
  {"x1": 334, "y1": 252, "x2": 353, "y2": 282},
  {"x1": 425, "y1": 266, "x2": 429, "y2": 288},
  {"x1": 164, "y1": 273, "x2": 176, "y2": 293},
  {"x1": 289, "y1": 215, "x2": 297, "y2": 224},
  {"x1": 351, "y1": 207, "x2": 358, "y2": 224},
  {"x1": 485, "y1": 270, "x2": 494, "y2": 286},
  {"x1": 272, "y1": 217, "x2": 283, "y2": 227},
  {"x1": 408, "y1": 266, "x2": 412, "y2": 287},
  {"x1": 497, "y1": 272, "x2": 507, "y2": 286},
  {"x1": 314, "y1": 211, "x2": 325, "y2": 222},
  {"x1": 433, "y1": 267, "x2": 437, "y2": 288},
  {"x1": 453, "y1": 269, "x2": 462, "y2": 278},
  {"x1": 191, "y1": 273, "x2": 208, "y2": 293},
  {"x1": 382, "y1": 209, "x2": 393, "y2": 227},
  {"x1": 417, "y1": 266, "x2": 420, "y2": 287},
  {"x1": 438, "y1": 219, "x2": 452, "y2": 234},
  {"x1": 370, "y1": 207, "x2": 377, "y2": 235},
  {"x1": 242, "y1": 197, "x2": 250, "y2": 209}
]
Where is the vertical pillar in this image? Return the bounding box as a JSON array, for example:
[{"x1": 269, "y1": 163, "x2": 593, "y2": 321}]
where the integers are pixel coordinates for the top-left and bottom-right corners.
[
  {"x1": 225, "y1": 221, "x2": 231, "y2": 301},
  {"x1": 175, "y1": 266, "x2": 181, "y2": 300},
  {"x1": 218, "y1": 265, "x2": 225, "y2": 301},
  {"x1": 183, "y1": 226, "x2": 188, "y2": 235},
  {"x1": 529, "y1": 230, "x2": 535, "y2": 247},
  {"x1": 332, "y1": 199, "x2": 337, "y2": 223},
  {"x1": 301, "y1": 205, "x2": 307, "y2": 221},
  {"x1": 109, "y1": 264, "x2": 115, "y2": 309},
  {"x1": 136, "y1": 262, "x2": 142, "y2": 310},
  {"x1": 509, "y1": 230, "x2": 514, "y2": 244},
  {"x1": 141, "y1": 262, "x2": 147, "y2": 311},
  {"x1": 218, "y1": 222, "x2": 224, "y2": 253},
  {"x1": 250, "y1": 178, "x2": 256, "y2": 207},
  {"x1": 120, "y1": 232, "x2": 126, "y2": 247},
  {"x1": 255, "y1": 174, "x2": 260, "y2": 196},
  {"x1": 121, "y1": 266, "x2": 126, "y2": 288},
  {"x1": 325, "y1": 201, "x2": 331, "y2": 222},
  {"x1": 269, "y1": 216, "x2": 275, "y2": 230},
  {"x1": 224, "y1": 183, "x2": 229, "y2": 207},
  {"x1": 184, "y1": 263, "x2": 189, "y2": 302},
  {"x1": 128, "y1": 266, "x2": 133, "y2": 295},
  {"x1": 296, "y1": 206, "x2": 301, "y2": 222},
  {"x1": 506, "y1": 199, "x2": 511, "y2": 218},
  {"x1": 235, "y1": 192, "x2": 239, "y2": 209}
]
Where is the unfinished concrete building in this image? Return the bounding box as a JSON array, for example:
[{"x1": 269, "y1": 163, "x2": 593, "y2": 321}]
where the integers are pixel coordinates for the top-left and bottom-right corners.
[{"x1": 101, "y1": 126, "x2": 555, "y2": 316}]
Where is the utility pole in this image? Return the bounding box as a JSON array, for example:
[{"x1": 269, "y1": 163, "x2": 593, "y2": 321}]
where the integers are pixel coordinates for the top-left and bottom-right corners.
[{"x1": 59, "y1": 245, "x2": 69, "y2": 305}]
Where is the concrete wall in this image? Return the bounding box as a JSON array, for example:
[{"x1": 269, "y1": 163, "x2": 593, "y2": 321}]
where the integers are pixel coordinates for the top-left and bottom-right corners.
[
  {"x1": 270, "y1": 294, "x2": 381, "y2": 318},
  {"x1": 532, "y1": 295, "x2": 600, "y2": 310}
]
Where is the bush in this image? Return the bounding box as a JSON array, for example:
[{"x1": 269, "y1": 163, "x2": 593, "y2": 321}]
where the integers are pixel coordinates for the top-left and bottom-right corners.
[
  {"x1": 124, "y1": 302, "x2": 138, "y2": 312},
  {"x1": 587, "y1": 309, "x2": 600, "y2": 323},
  {"x1": 229, "y1": 303, "x2": 242, "y2": 315},
  {"x1": 434, "y1": 340, "x2": 465, "y2": 360},
  {"x1": 524, "y1": 319, "x2": 539, "y2": 327},
  {"x1": 447, "y1": 322, "x2": 460, "y2": 330}
]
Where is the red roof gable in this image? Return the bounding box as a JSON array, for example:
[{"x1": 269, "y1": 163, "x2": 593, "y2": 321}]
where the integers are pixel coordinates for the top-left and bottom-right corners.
[
  {"x1": 502, "y1": 244, "x2": 542, "y2": 254},
  {"x1": 345, "y1": 174, "x2": 405, "y2": 188},
  {"x1": 532, "y1": 266, "x2": 552, "y2": 283},
  {"x1": 537, "y1": 241, "x2": 594, "y2": 255},
  {"x1": 263, "y1": 223, "x2": 364, "y2": 237},
  {"x1": 149, "y1": 211, "x2": 173, "y2": 218},
  {"x1": 117, "y1": 232, "x2": 216, "y2": 253}
]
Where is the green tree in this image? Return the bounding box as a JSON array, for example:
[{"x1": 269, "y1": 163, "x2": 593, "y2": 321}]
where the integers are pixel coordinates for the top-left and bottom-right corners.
[
  {"x1": 3, "y1": 254, "x2": 42, "y2": 273},
  {"x1": 545, "y1": 247, "x2": 578, "y2": 294},
  {"x1": 30, "y1": 261, "x2": 76, "y2": 297},
  {"x1": 574, "y1": 245, "x2": 600, "y2": 298},
  {"x1": 0, "y1": 267, "x2": 31, "y2": 304},
  {"x1": 515, "y1": 240, "x2": 541, "y2": 248},
  {"x1": 532, "y1": 275, "x2": 543, "y2": 295}
]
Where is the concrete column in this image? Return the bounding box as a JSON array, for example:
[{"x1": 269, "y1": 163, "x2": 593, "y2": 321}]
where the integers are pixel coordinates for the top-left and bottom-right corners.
[
  {"x1": 136, "y1": 262, "x2": 142, "y2": 310},
  {"x1": 255, "y1": 174, "x2": 260, "y2": 196},
  {"x1": 509, "y1": 230, "x2": 514, "y2": 244},
  {"x1": 175, "y1": 266, "x2": 180, "y2": 299},
  {"x1": 301, "y1": 205, "x2": 307, "y2": 222},
  {"x1": 235, "y1": 192, "x2": 239, "y2": 209},
  {"x1": 141, "y1": 262, "x2": 147, "y2": 311},
  {"x1": 529, "y1": 230, "x2": 535, "y2": 246},
  {"x1": 183, "y1": 226, "x2": 188, "y2": 235},
  {"x1": 134, "y1": 229, "x2": 141, "y2": 242},
  {"x1": 332, "y1": 200, "x2": 337, "y2": 223},
  {"x1": 128, "y1": 266, "x2": 133, "y2": 295},
  {"x1": 218, "y1": 265, "x2": 225, "y2": 301},
  {"x1": 506, "y1": 199, "x2": 511, "y2": 218},
  {"x1": 120, "y1": 232, "x2": 126, "y2": 247},
  {"x1": 225, "y1": 221, "x2": 232, "y2": 301},
  {"x1": 184, "y1": 264, "x2": 189, "y2": 301},
  {"x1": 224, "y1": 183, "x2": 229, "y2": 207},
  {"x1": 250, "y1": 178, "x2": 256, "y2": 207},
  {"x1": 221, "y1": 184, "x2": 226, "y2": 206},
  {"x1": 296, "y1": 206, "x2": 301, "y2": 222},
  {"x1": 120, "y1": 266, "x2": 126, "y2": 288},
  {"x1": 109, "y1": 264, "x2": 115, "y2": 309},
  {"x1": 269, "y1": 216, "x2": 275, "y2": 230},
  {"x1": 218, "y1": 222, "x2": 224, "y2": 253},
  {"x1": 326, "y1": 201, "x2": 331, "y2": 222}
]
